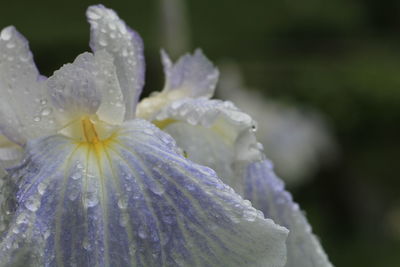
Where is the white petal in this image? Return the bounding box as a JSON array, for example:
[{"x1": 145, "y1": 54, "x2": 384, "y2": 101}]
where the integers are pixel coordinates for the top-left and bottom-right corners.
[
  {"x1": 47, "y1": 51, "x2": 125, "y2": 126},
  {"x1": 0, "y1": 120, "x2": 288, "y2": 267},
  {"x1": 87, "y1": 5, "x2": 145, "y2": 119},
  {"x1": 0, "y1": 26, "x2": 56, "y2": 145},
  {"x1": 93, "y1": 50, "x2": 125, "y2": 125},
  {"x1": 154, "y1": 98, "x2": 260, "y2": 192},
  {"x1": 151, "y1": 98, "x2": 333, "y2": 267},
  {"x1": 47, "y1": 52, "x2": 101, "y2": 116},
  {"x1": 162, "y1": 49, "x2": 219, "y2": 98}
]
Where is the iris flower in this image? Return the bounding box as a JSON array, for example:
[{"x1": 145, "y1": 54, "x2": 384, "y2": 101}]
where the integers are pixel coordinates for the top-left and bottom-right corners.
[{"x1": 0, "y1": 5, "x2": 332, "y2": 267}]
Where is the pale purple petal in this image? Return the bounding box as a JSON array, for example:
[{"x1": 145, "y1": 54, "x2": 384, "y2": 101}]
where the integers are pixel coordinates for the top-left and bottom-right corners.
[
  {"x1": 244, "y1": 160, "x2": 333, "y2": 267},
  {"x1": 0, "y1": 120, "x2": 288, "y2": 267}
]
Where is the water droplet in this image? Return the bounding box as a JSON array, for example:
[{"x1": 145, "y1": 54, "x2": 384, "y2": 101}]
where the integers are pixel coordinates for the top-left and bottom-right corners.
[
  {"x1": 43, "y1": 230, "x2": 50, "y2": 239},
  {"x1": 149, "y1": 183, "x2": 165, "y2": 196},
  {"x1": 142, "y1": 128, "x2": 154, "y2": 135},
  {"x1": 119, "y1": 215, "x2": 128, "y2": 226},
  {"x1": 84, "y1": 192, "x2": 99, "y2": 208},
  {"x1": 115, "y1": 101, "x2": 123, "y2": 107},
  {"x1": 99, "y1": 38, "x2": 108, "y2": 47},
  {"x1": 37, "y1": 182, "x2": 47, "y2": 195},
  {"x1": 25, "y1": 198, "x2": 40, "y2": 212},
  {"x1": 41, "y1": 108, "x2": 52, "y2": 116},
  {"x1": 82, "y1": 238, "x2": 92, "y2": 250},
  {"x1": 6, "y1": 42, "x2": 15, "y2": 49},
  {"x1": 33, "y1": 116, "x2": 41, "y2": 122},
  {"x1": 16, "y1": 213, "x2": 29, "y2": 225},
  {"x1": 19, "y1": 54, "x2": 30, "y2": 62},
  {"x1": 71, "y1": 172, "x2": 82, "y2": 180},
  {"x1": 87, "y1": 10, "x2": 101, "y2": 20},
  {"x1": 128, "y1": 244, "x2": 136, "y2": 256},
  {"x1": 138, "y1": 225, "x2": 147, "y2": 239},
  {"x1": 108, "y1": 22, "x2": 117, "y2": 30},
  {"x1": 76, "y1": 161, "x2": 84, "y2": 169},
  {"x1": 68, "y1": 190, "x2": 79, "y2": 201},
  {"x1": 40, "y1": 99, "x2": 47, "y2": 105},
  {"x1": 117, "y1": 197, "x2": 128, "y2": 210},
  {"x1": 117, "y1": 23, "x2": 127, "y2": 34},
  {"x1": 243, "y1": 209, "x2": 257, "y2": 222},
  {"x1": 0, "y1": 27, "x2": 12, "y2": 41}
]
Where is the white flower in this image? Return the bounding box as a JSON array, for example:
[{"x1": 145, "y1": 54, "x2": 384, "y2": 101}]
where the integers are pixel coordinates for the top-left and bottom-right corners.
[{"x1": 0, "y1": 4, "x2": 331, "y2": 267}]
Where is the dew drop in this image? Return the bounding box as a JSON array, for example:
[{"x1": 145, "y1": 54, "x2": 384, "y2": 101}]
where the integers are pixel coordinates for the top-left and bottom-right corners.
[
  {"x1": 25, "y1": 198, "x2": 40, "y2": 212},
  {"x1": 122, "y1": 48, "x2": 128, "y2": 57},
  {"x1": 115, "y1": 101, "x2": 123, "y2": 107},
  {"x1": 99, "y1": 38, "x2": 108, "y2": 47},
  {"x1": 43, "y1": 230, "x2": 50, "y2": 240},
  {"x1": 243, "y1": 209, "x2": 257, "y2": 222},
  {"x1": 0, "y1": 27, "x2": 12, "y2": 41},
  {"x1": 76, "y1": 161, "x2": 84, "y2": 169},
  {"x1": 149, "y1": 184, "x2": 165, "y2": 196},
  {"x1": 87, "y1": 10, "x2": 101, "y2": 20},
  {"x1": 37, "y1": 182, "x2": 47, "y2": 195},
  {"x1": 117, "y1": 197, "x2": 128, "y2": 210},
  {"x1": 19, "y1": 54, "x2": 30, "y2": 62},
  {"x1": 138, "y1": 225, "x2": 147, "y2": 239},
  {"x1": 119, "y1": 215, "x2": 128, "y2": 226},
  {"x1": 68, "y1": 191, "x2": 79, "y2": 201},
  {"x1": 33, "y1": 116, "x2": 41, "y2": 122},
  {"x1": 71, "y1": 172, "x2": 82, "y2": 180},
  {"x1": 84, "y1": 192, "x2": 99, "y2": 208},
  {"x1": 128, "y1": 244, "x2": 136, "y2": 256},
  {"x1": 6, "y1": 42, "x2": 15, "y2": 49},
  {"x1": 16, "y1": 213, "x2": 29, "y2": 225},
  {"x1": 82, "y1": 238, "x2": 92, "y2": 250},
  {"x1": 108, "y1": 22, "x2": 117, "y2": 30},
  {"x1": 41, "y1": 108, "x2": 52, "y2": 116}
]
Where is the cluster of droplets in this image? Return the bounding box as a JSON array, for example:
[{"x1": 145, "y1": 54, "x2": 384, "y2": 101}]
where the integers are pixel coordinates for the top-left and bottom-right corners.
[{"x1": 32, "y1": 98, "x2": 53, "y2": 123}]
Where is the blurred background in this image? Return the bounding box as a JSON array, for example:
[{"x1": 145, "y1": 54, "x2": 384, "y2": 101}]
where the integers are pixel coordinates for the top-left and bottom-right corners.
[{"x1": 1, "y1": 0, "x2": 399, "y2": 266}]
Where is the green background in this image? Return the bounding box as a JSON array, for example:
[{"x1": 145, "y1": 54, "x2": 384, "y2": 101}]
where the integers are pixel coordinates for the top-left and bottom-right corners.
[{"x1": 1, "y1": 0, "x2": 400, "y2": 266}]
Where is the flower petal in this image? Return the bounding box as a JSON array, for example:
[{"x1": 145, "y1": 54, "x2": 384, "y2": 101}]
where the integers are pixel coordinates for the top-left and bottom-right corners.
[
  {"x1": 0, "y1": 120, "x2": 288, "y2": 267},
  {"x1": 92, "y1": 50, "x2": 126, "y2": 125},
  {"x1": 87, "y1": 5, "x2": 145, "y2": 119},
  {"x1": 151, "y1": 98, "x2": 332, "y2": 267},
  {"x1": 47, "y1": 50, "x2": 125, "y2": 126},
  {"x1": 153, "y1": 98, "x2": 260, "y2": 192},
  {"x1": 244, "y1": 160, "x2": 333, "y2": 267},
  {"x1": 0, "y1": 26, "x2": 55, "y2": 145},
  {"x1": 161, "y1": 49, "x2": 219, "y2": 98},
  {"x1": 47, "y1": 52, "x2": 102, "y2": 116}
]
